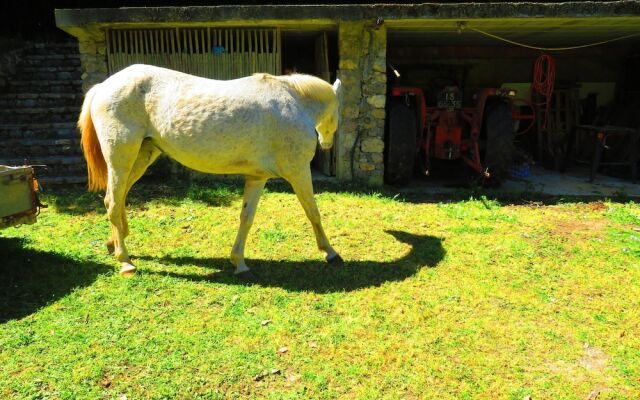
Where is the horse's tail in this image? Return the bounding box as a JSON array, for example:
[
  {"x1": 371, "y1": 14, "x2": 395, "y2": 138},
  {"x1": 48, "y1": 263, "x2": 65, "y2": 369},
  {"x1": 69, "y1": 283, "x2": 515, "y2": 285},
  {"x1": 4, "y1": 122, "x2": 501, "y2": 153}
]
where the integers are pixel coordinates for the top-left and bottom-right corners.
[{"x1": 78, "y1": 84, "x2": 108, "y2": 192}]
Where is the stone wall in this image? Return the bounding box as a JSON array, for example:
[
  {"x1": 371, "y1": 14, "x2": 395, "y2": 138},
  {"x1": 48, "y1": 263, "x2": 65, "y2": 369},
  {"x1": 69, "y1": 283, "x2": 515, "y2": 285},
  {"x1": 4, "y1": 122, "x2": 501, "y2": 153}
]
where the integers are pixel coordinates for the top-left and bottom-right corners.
[
  {"x1": 78, "y1": 39, "x2": 108, "y2": 93},
  {"x1": 336, "y1": 21, "x2": 387, "y2": 186}
]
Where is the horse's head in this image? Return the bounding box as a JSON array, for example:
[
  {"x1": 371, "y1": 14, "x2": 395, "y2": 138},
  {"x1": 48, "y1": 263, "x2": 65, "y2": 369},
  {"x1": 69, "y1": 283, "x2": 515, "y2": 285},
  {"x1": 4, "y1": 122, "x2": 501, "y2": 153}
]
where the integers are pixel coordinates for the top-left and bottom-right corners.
[{"x1": 316, "y1": 79, "x2": 342, "y2": 150}]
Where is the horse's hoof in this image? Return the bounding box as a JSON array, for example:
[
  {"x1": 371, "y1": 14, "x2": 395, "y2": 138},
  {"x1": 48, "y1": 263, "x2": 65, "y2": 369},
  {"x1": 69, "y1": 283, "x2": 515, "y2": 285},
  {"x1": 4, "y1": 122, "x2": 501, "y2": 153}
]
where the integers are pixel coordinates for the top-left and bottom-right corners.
[
  {"x1": 326, "y1": 253, "x2": 344, "y2": 266},
  {"x1": 119, "y1": 263, "x2": 136, "y2": 277},
  {"x1": 106, "y1": 241, "x2": 115, "y2": 255},
  {"x1": 234, "y1": 270, "x2": 256, "y2": 282}
]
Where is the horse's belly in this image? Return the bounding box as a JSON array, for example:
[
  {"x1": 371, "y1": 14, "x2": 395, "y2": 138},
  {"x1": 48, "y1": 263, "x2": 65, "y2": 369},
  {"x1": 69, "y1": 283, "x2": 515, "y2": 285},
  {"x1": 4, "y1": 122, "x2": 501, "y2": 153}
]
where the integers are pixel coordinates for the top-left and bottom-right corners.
[
  {"x1": 160, "y1": 139, "x2": 277, "y2": 177},
  {"x1": 151, "y1": 116, "x2": 317, "y2": 178}
]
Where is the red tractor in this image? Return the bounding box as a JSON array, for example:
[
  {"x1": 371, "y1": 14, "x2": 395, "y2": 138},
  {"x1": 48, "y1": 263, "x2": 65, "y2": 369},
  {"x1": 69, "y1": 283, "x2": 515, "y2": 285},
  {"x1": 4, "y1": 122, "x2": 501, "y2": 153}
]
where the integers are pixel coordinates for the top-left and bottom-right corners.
[{"x1": 385, "y1": 83, "x2": 534, "y2": 185}]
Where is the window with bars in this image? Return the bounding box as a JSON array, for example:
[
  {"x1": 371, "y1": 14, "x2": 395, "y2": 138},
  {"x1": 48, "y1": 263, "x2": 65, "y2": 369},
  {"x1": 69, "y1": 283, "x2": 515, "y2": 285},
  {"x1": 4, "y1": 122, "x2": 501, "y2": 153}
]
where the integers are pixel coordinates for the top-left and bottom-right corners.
[{"x1": 106, "y1": 27, "x2": 282, "y2": 80}]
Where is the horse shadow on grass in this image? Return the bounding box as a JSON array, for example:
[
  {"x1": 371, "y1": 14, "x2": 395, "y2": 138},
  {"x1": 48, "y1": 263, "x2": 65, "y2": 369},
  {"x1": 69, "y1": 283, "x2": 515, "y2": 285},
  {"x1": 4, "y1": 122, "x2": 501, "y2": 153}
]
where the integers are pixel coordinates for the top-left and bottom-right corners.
[
  {"x1": 0, "y1": 237, "x2": 111, "y2": 322},
  {"x1": 139, "y1": 230, "x2": 444, "y2": 293}
]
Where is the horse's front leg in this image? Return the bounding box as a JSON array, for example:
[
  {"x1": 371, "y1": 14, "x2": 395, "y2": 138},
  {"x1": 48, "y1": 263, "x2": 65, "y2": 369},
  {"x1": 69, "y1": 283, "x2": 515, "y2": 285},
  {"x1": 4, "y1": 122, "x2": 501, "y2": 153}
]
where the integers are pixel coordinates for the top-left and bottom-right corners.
[
  {"x1": 286, "y1": 168, "x2": 343, "y2": 265},
  {"x1": 230, "y1": 178, "x2": 267, "y2": 275}
]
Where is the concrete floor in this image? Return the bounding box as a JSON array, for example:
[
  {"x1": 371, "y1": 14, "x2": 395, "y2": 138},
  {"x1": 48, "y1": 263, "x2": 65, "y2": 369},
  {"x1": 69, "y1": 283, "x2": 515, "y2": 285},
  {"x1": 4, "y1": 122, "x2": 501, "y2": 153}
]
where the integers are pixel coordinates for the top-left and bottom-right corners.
[
  {"x1": 400, "y1": 165, "x2": 640, "y2": 198},
  {"x1": 312, "y1": 165, "x2": 640, "y2": 199},
  {"x1": 501, "y1": 166, "x2": 639, "y2": 198}
]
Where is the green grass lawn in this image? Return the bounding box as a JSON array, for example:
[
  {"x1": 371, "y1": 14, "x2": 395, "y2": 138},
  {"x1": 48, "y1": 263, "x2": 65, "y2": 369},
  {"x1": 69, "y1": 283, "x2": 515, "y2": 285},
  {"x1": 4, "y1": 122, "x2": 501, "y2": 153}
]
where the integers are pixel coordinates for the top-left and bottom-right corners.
[{"x1": 1, "y1": 180, "x2": 639, "y2": 399}]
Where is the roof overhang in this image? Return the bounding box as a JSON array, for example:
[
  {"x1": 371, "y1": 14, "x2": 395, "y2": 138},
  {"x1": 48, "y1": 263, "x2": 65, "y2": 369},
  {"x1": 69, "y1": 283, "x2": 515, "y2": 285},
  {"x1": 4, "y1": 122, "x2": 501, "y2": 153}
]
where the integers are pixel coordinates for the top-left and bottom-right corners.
[{"x1": 56, "y1": 2, "x2": 640, "y2": 44}]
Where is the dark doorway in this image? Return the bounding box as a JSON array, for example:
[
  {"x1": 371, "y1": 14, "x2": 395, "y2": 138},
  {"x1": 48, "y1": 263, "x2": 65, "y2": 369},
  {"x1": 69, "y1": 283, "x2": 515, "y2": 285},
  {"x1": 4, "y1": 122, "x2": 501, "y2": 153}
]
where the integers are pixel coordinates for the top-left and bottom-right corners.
[{"x1": 281, "y1": 30, "x2": 338, "y2": 176}]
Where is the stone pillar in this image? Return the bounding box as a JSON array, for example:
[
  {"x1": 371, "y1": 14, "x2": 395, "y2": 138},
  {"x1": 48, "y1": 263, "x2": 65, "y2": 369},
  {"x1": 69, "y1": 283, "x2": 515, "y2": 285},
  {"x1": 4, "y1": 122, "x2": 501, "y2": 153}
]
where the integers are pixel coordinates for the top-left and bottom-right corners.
[
  {"x1": 336, "y1": 21, "x2": 387, "y2": 186},
  {"x1": 78, "y1": 38, "x2": 108, "y2": 93}
]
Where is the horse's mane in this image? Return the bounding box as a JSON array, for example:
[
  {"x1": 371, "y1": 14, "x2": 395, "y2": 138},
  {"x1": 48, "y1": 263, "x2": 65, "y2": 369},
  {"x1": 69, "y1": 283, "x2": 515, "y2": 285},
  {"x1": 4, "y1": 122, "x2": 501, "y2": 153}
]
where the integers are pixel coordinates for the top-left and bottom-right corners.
[{"x1": 255, "y1": 73, "x2": 335, "y2": 104}]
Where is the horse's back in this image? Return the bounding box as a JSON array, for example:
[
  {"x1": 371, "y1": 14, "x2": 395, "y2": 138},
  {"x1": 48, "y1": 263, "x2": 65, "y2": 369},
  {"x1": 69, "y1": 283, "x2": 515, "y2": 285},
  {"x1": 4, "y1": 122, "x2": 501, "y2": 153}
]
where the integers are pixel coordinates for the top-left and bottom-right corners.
[{"x1": 101, "y1": 64, "x2": 293, "y2": 102}]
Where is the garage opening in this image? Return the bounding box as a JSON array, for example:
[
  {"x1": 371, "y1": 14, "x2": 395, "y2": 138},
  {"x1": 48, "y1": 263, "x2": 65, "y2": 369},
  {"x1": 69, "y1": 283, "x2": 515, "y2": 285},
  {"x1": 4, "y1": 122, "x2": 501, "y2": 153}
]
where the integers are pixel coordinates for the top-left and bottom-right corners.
[
  {"x1": 384, "y1": 18, "x2": 640, "y2": 186},
  {"x1": 281, "y1": 30, "x2": 339, "y2": 177}
]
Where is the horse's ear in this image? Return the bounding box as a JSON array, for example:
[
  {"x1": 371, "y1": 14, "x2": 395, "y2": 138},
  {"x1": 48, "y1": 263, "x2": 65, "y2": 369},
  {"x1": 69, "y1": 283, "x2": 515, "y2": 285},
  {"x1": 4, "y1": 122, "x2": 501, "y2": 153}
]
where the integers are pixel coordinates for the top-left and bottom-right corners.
[{"x1": 332, "y1": 78, "x2": 342, "y2": 95}]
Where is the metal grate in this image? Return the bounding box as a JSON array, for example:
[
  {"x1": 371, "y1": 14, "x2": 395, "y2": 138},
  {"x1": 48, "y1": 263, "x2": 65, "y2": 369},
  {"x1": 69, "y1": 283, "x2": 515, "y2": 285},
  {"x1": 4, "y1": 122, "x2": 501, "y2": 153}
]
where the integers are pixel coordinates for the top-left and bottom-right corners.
[{"x1": 106, "y1": 27, "x2": 282, "y2": 80}]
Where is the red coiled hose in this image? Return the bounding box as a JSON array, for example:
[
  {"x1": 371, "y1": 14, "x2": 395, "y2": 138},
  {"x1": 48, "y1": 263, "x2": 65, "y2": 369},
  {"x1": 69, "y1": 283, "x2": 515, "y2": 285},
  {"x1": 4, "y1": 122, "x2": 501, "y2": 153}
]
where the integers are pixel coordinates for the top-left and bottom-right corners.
[{"x1": 532, "y1": 54, "x2": 556, "y2": 129}]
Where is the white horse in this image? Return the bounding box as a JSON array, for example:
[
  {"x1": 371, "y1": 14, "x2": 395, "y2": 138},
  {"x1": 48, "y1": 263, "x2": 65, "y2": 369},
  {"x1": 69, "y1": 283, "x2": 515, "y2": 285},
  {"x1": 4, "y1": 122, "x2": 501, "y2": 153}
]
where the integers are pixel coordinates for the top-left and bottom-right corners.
[{"x1": 78, "y1": 64, "x2": 343, "y2": 277}]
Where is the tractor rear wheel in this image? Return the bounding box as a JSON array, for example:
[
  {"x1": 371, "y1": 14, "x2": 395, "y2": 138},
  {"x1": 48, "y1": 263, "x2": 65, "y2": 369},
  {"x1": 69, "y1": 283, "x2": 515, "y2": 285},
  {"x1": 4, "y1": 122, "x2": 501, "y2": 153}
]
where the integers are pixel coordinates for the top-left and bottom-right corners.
[
  {"x1": 385, "y1": 99, "x2": 418, "y2": 185},
  {"x1": 483, "y1": 101, "x2": 515, "y2": 185}
]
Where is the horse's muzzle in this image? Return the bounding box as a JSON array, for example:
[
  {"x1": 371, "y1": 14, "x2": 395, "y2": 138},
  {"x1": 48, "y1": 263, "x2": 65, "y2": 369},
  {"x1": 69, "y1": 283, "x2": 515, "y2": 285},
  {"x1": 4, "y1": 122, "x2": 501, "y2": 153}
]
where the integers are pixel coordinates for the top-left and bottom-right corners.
[{"x1": 319, "y1": 140, "x2": 333, "y2": 150}]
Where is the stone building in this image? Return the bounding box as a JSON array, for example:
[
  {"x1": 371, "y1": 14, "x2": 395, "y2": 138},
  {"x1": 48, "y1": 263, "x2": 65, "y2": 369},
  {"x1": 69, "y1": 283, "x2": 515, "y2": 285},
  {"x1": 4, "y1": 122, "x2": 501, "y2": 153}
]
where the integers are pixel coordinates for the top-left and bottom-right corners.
[{"x1": 55, "y1": 2, "x2": 640, "y2": 186}]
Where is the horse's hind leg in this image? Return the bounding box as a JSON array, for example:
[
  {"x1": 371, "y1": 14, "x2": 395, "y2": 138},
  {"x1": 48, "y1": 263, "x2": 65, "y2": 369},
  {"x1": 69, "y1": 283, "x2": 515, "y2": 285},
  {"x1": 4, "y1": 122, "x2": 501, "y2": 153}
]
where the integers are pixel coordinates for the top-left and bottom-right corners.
[
  {"x1": 230, "y1": 177, "x2": 267, "y2": 275},
  {"x1": 106, "y1": 139, "x2": 161, "y2": 255},
  {"x1": 103, "y1": 138, "x2": 146, "y2": 276},
  {"x1": 285, "y1": 167, "x2": 342, "y2": 265}
]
